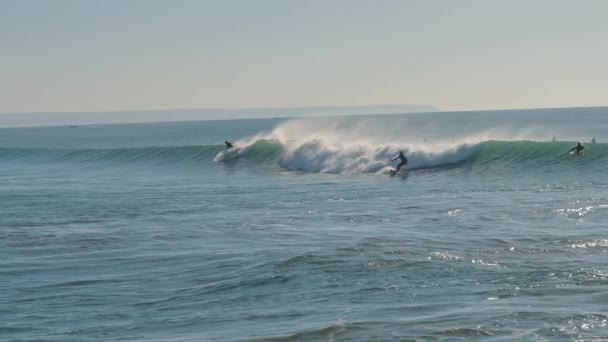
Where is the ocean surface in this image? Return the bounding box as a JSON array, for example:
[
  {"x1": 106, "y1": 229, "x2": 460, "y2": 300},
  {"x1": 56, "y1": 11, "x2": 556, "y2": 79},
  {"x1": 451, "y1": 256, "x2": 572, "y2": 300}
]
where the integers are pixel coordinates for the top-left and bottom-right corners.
[{"x1": 2, "y1": 107, "x2": 608, "y2": 341}]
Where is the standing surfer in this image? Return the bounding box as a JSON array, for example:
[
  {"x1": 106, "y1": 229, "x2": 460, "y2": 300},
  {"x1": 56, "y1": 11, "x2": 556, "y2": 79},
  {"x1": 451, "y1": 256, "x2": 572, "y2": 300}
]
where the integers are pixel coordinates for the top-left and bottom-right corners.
[{"x1": 392, "y1": 151, "x2": 408, "y2": 172}]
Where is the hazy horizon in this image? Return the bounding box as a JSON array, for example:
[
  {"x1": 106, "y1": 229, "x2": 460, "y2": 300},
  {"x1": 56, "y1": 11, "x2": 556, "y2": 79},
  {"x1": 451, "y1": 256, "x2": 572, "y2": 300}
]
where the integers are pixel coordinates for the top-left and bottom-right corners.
[
  {"x1": 2, "y1": 0, "x2": 607, "y2": 116},
  {"x1": 1, "y1": 104, "x2": 606, "y2": 129},
  {"x1": 0, "y1": 104, "x2": 440, "y2": 127},
  {"x1": 0, "y1": 103, "x2": 440, "y2": 115}
]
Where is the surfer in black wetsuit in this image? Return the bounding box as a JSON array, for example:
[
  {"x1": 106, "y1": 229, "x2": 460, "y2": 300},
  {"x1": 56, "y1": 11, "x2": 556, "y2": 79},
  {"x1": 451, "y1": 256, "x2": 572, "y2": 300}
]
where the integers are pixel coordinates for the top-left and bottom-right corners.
[
  {"x1": 225, "y1": 141, "x2": 234, "y2": 149},
  {"x1": 569, "y1": 142, "x2": 584, "y2": 155},
  {"x1": 392, "y1": 151, "x2": 408, "y2": 172}
]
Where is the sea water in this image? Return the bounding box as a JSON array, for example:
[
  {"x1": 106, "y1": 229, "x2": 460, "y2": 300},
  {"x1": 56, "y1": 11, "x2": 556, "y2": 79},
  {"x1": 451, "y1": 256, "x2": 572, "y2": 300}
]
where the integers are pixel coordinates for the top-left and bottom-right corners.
[{"x1": 2, "y1": 107, "x2": 608, "y2": 341}]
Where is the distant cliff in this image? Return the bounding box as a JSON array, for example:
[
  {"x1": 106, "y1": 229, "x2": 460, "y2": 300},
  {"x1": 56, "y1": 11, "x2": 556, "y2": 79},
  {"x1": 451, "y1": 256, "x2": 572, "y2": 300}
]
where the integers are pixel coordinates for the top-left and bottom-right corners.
[{"x1": 0, "y1": 105, "x2": 440, "y2": 127}]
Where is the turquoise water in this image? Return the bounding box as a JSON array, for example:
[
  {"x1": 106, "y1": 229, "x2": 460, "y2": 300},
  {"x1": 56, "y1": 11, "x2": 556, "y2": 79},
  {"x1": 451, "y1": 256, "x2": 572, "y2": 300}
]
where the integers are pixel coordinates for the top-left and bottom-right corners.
[{"x1": 2, "y1": 108, "x2": 608, "y2": 340}]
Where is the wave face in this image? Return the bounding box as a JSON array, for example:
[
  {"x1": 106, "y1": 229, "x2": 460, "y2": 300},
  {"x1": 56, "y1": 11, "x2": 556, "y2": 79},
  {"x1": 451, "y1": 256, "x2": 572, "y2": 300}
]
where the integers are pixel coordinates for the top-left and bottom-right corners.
[
  {"x1": 3, "y1": 140, "x2": 606, "y2": 174},
  {"x1": 0, "y1": 145, "x2": 225, "y2": 165}
]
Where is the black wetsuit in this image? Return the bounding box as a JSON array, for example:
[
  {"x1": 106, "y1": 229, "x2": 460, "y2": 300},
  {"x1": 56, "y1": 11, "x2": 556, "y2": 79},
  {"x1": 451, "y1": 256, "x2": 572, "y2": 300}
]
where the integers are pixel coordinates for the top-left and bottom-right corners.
[
  {"x1": 569, "y1": 144, "x2": 584, "y2": 155},
  {"x1": 393, "y1": 153, "x2": 408, "y2": 171}
]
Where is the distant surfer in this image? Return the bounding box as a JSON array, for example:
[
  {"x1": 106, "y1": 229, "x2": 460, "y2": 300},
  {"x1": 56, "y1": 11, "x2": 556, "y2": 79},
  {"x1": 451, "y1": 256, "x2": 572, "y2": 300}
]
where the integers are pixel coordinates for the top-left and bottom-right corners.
[
  {"x1": 225, "y1": 141, "x2": 234, "y2": 149},
  {"x1": 569, "y1": 142, "x2": 584, "y2": 155},
  {"x1": 392, "y1": 151, "x2": 408, "y2": 172}
]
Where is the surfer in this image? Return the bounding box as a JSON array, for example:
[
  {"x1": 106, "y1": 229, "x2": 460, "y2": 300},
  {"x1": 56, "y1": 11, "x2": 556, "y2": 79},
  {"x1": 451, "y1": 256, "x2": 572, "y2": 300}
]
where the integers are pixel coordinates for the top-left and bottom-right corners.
[
  {"x1": 569, "y1": 142, "x2": 584, "y2": 155},
  {"x1": 392, "y1": 151, "x2": 408, "y2": 172},
  {"x1": 225, "y1": 141, "x2": 234, "y2": 149}
]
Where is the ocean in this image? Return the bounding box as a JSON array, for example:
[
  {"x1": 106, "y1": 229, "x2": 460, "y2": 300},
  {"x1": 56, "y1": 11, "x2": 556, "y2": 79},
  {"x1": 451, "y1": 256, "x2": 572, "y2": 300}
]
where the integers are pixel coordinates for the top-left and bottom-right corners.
[{"x1": 2, "y1": 107, "x2": 608, "y2": 341}]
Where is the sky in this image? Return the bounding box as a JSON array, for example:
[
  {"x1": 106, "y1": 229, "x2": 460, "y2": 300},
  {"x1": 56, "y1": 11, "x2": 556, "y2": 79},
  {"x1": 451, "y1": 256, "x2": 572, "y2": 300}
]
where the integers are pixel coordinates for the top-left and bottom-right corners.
[{"x1": 1, "y1": 0, "x2": 607, "y2": 114}]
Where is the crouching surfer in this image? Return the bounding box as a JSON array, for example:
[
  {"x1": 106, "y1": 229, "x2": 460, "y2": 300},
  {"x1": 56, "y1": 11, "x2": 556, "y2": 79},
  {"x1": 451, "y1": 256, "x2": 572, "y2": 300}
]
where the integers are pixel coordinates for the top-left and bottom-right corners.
[
  {"x1": 391, "y1": 151, "x2": 408, "y2": 174},
  {"x1": 225, "y1": 141, "x2": 234, "y2": 149},
  {"x1": 569, "y1": 142, "x2": 584, "y2": 155}
]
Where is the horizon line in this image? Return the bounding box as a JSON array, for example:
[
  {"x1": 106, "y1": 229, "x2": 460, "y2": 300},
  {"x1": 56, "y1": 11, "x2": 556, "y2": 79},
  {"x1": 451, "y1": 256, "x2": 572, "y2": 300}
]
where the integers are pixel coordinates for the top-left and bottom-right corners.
[
  {"x1": 2, "y1": 104, "x2": 608, "y2": 116},
  {"x1": 0, "y1": 104, "x2": 607, "y2": 130},
  {"x1": 0, "y1": 104, "x2": 439, "y2": 115}
]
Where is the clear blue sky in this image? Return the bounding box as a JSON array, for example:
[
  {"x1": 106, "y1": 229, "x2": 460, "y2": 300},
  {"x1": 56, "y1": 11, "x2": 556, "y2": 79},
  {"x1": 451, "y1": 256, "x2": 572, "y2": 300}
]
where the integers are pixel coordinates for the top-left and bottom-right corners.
[{"x1": 1, "y1": 0, "x2": 607, "y2": 113}]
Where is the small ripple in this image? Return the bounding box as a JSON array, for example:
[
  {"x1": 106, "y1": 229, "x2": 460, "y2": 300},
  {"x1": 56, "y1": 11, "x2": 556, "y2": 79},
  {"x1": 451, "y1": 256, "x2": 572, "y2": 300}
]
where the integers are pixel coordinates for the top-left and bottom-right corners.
[
  {"x1": 553, "y1": 269, "x2": 608, "y2": 285},
  {"x1": 537, "y1": 313, "x2": 608, "y2": 338},
  {"x1": 435, "y1": 326, "x2": 495, "y2": 337},
  {"x1": 429, "y1": 251, "x2": 463, "y2": 262},
  {"x1": 42, "y1": 279, "x2": 125, "y2": 288},
  {"x1": 0, "y1": 326, "x2": 30, "y2": 333},
  {"x1": 555, "y1": 204, "x2": 608, "y2": 218},
  {"x1": 251, "y1": 322, "x2": 361, "y2": 341},
  {"x1": 274, "y1": 254, "x2": 346, "y2": 268},
  {"x1": 569, "y1": 239, "x2": 608, "y2": 249}
]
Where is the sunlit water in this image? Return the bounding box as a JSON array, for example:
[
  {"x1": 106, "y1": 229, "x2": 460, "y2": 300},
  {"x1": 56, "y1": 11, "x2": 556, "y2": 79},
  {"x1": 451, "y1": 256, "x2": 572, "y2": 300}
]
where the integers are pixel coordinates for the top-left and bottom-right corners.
[{"x1": 2, "y1": 108, "x2": 608, "y2": 340}]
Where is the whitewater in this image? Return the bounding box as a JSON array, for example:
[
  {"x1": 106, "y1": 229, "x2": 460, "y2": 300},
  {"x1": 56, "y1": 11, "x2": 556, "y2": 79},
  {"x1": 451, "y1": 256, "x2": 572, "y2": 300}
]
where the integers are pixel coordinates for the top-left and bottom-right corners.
[{"x1": 2, "y1": 107, "x2": 608, "y2": 340}]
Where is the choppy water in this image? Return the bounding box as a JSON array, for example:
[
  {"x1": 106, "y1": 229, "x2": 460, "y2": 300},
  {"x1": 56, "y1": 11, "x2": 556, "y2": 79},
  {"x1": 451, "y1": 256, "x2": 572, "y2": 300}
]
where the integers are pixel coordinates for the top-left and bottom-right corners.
[{"x1": 2, "y1": 107, "x2": 608, "y2": 341}]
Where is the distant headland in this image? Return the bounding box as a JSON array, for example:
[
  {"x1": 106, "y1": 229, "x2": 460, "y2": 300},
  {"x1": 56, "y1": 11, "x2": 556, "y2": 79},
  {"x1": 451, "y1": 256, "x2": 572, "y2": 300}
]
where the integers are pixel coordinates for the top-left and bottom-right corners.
[{"x1": 0, "y1": 105, "x2": 440, "y2": 128}]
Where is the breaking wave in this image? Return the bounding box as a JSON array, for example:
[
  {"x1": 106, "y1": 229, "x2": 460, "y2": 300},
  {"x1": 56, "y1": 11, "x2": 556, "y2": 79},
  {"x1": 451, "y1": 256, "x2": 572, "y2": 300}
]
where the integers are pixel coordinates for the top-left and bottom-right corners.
[
  {"x1": 3, "y1": 139, "x2": 606, "y2": 174},
  {"x1": 214, "y1": 139, "x2": 480, "y2": 173}
]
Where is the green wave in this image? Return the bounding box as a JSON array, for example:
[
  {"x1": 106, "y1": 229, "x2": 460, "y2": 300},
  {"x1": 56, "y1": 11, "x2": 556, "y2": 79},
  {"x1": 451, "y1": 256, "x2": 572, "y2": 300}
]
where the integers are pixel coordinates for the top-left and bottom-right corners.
[{"x1": 1, "y1": 140, "x2": 606, "y2": 172}]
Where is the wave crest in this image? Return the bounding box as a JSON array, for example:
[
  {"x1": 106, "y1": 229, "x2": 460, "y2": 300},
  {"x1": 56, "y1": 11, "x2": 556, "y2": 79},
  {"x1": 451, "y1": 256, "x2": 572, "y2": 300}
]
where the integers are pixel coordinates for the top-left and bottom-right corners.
[{"x1": 3, "y1": 139, "x2": 607, "y2": 174}]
